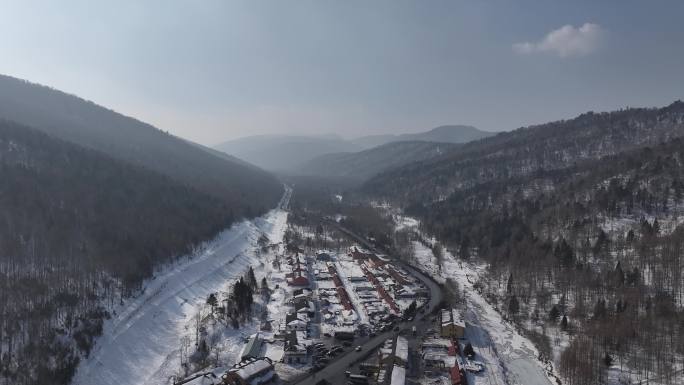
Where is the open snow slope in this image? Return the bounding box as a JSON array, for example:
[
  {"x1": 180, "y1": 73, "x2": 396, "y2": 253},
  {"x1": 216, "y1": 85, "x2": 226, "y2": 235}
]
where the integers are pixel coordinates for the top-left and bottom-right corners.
[
  {"x1": 396, "y1": 215, "x2": 554, "y2": 385},
  {"x1": 72, "y1": 192, "x2": 290, "y2": 385}
]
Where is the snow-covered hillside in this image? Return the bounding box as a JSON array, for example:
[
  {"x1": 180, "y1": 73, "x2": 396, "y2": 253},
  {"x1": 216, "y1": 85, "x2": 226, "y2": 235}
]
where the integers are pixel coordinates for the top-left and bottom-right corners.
[
  {"x1": 396, "y1": 216, "x2": 556, "y2": 385},
  {"x1": 72, "y1": 206, "x2": 289, "y2": 385}
]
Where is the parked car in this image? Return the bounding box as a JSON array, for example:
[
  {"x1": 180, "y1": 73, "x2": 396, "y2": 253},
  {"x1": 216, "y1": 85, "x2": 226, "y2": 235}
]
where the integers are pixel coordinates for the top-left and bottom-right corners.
[
  {"x1": 348, "y1": 374, "x2": 369, "y2": 384},
  {"x1": 464, "y1": 360, "x2": 484, "y2": 373}
]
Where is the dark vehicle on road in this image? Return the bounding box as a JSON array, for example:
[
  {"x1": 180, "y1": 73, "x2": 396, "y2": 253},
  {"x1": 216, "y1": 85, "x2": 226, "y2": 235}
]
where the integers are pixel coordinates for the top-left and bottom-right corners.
[{"x1": 334, "y1": 331, "x2": 355, "y2": 340}]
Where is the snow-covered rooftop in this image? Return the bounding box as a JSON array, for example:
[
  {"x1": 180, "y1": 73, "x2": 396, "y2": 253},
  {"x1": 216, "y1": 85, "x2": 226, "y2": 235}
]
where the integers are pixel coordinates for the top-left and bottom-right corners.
[
  {"x1": 395, "y1": 336, "x2": 409, "y2": 362},
  {"x1": 391, "y1": 365, "x2": 406, "y2": 385},
  {"x1": 233, "y1": 359, "x2": 273, "y2": 380}
]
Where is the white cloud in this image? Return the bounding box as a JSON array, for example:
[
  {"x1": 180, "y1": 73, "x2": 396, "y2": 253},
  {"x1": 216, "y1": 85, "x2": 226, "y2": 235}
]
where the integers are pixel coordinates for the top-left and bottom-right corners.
[{"x1": 513, "y1": 23, "x2": 604, "y2": 58}]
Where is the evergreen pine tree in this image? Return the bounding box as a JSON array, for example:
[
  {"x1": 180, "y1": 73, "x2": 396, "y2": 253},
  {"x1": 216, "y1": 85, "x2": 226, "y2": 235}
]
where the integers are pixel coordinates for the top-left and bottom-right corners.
[
  {"x1": 508, "y1": 295, "x2": 520, "y2": 316},
  {"x1": 549, "y1": 305, "x2": 561, "y2": 322}
]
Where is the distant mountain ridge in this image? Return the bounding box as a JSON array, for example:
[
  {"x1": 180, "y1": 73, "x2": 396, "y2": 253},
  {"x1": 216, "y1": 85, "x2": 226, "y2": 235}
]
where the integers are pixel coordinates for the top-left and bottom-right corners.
[
  {"x1": 296, "y1": 140, "x2": 460, "y2": 181},
  {"x1": 216, "y1": 125, "x2": 493, "y2": 172},
  {"x1": 352, "y1": 125, "x2": 493, "y2": 149},
  {"x1": 362, "y1": 101, "x2": 684, "y2": 204}
]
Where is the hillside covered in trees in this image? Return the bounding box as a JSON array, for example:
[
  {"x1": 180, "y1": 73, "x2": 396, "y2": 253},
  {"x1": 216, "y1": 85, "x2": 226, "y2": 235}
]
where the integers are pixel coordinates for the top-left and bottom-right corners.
[
  {"x1": 364, "y1": 101, "x2": 684, "y2": 204},
  {"x1": 362, "y1": 101, "x2": 684, "y2": 384},
  {"x1": 0, "y1": 119, "x2": 269, "y2": 384},
  {"x1": 0, "y1": 74, "x2": 283, "y2": 215}
]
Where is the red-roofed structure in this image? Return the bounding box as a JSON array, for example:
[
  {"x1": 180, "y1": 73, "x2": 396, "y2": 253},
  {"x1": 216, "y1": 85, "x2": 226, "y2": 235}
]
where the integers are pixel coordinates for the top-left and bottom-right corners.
[
  {"x1": 327, "y1": 264, "x2": 353, "y2": 310},
  {"x1": 386, "y1": 266, "x2": 411, "y2": 285},
  {"x1": 449, "y1": 366, "x2": 464, "y2": 385},
  {"x1": 361, "y1": 265, "x2": 400, "y2": 314}
]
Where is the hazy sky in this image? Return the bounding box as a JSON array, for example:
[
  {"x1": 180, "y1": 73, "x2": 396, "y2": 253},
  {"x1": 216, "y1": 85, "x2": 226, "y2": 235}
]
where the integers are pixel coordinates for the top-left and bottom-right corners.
[{"x1": 1, "y1": 1, "x2": 683, "y2": 145}]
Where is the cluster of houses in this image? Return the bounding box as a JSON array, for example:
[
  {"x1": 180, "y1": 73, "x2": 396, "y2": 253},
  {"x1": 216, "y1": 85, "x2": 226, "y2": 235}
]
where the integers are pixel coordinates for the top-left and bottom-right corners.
[
  {"x1": 349, "y1": 307, "x2": 473, "y2": 385},
  {"x1": 285, "y1": 255, "x2": 310, "y2": 287},
  {"x1": 326, "y1": 262, "x2": 353, "y2": 310},
  {"x1": 421, "y1": 338, "x2": 465, "y2": 385},
  {"x1": 350, "y1": 335, "x2": 408, "y2": 385},
  {"x1": 306, "y1": 246, "x2": 429, "y2": 339},
  {"x1": 420, "y1": 308, "x2": 472, "y2": 385},
  {"x1": 281, "y1": 287, "x2": 316, "y2": 364},
  {"x1": 379, "y1": 335, "x2": 409, "y2": 385},
  {"x1": 343, "y1": 246, "x2": 428, "y2": 321},
  {"x1": 280, "y1": 252, "x2": 318, "y2": 365}
]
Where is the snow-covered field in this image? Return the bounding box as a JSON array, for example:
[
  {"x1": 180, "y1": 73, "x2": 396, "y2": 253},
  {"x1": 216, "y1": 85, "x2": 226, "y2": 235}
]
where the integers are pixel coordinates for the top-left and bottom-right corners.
[
  {"x1": 396, "y1": 215, "x2": 555, "y2": 385},
  {"x1": 72, "y1": 206, "x2": 289, "y2": 385}
]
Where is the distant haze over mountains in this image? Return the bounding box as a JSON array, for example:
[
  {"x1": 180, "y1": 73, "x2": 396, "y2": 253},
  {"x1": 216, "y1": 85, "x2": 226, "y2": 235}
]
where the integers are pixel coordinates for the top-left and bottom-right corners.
[
  {"x1": 351, "y1": 125, "x2": 492, "y2": 149},
  {"x1": 297, "y1": 141, "x2": 461, "y2": 182},
  {"x1": 215, "y1": 125, "x2": 494, "y2": 172},
  {"x1": 215, "y1": 134, "x2": 359, "y2": 172},
  {"x1": 362, "y1": 101, "x2": 684, "y2": 204}
]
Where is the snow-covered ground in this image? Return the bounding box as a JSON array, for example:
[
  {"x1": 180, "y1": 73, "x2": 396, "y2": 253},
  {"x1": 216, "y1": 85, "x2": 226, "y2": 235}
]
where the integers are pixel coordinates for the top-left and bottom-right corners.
[
  {"x1": 396, "y1": 215, "x2": 555, "y2": 385},
  {"x1": 72, "y1": 205, "x2": 289, "y2": 385}
]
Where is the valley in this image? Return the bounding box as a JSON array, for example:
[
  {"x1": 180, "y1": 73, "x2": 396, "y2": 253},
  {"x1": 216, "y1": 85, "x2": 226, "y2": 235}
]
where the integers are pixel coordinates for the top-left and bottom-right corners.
[{"x1": 1, "y1": 5, "x2": 683, "y2": 384}]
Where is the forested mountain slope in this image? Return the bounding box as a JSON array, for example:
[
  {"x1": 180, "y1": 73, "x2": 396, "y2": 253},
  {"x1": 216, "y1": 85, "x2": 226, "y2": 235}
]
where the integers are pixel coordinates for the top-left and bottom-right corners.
[
  {"x1": 296, "y1": 141, "x2": 459, "y2": 181},
  {"x1": 0, "y1": 74, "x2": 282, "y2": 215},
  {"x1": 407, "y1": 137, "x2": 684, "y2": 384},
  {"x1": 0, "y1": 120, "x2": 251, "y2": 384},
  {"x1": 364, "y1": 101, "x2": 684, "y2": 204},
  {"x1": 365, "y1": 102, "x2": 684, "y2": 384}
]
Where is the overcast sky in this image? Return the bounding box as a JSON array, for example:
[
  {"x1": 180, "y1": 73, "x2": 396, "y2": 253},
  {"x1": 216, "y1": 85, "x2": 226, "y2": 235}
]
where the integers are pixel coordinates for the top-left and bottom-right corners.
[{"x1": 1, "y1": 1, "x2": 683, "y2": 145}]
